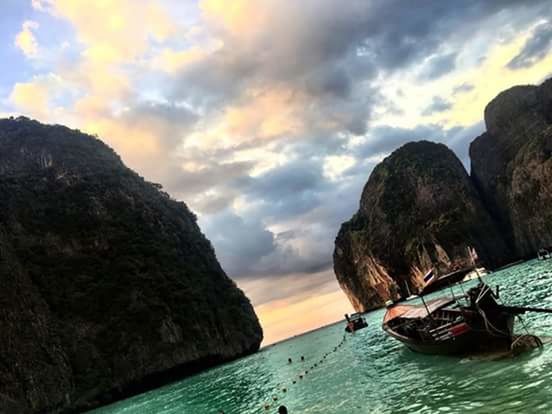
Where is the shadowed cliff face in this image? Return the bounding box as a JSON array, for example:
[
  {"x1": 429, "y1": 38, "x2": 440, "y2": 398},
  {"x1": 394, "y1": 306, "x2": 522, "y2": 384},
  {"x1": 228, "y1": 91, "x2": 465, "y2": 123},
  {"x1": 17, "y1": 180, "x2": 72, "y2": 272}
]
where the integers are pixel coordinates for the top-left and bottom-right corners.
[
  {"x1": 334, "y1": 141, "x2": 511, "y2": 312},
  {"x1": 470, "y1": 79, "x2": 552, "y2": 257},
  {"x1": 0, "y1": 117, "x2": 262, "y2": 413}
]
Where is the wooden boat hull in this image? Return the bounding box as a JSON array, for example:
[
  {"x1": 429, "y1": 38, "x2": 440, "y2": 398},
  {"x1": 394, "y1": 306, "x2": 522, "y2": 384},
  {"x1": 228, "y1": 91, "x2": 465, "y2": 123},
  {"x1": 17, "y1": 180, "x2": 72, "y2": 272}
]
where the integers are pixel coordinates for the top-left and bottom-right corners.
[
  {"x1": 383, "y1": 324, "x2": 510, "y2": 355},
  {"x1": 345, "y1": 319, "x2": 368, "y2": 332}
]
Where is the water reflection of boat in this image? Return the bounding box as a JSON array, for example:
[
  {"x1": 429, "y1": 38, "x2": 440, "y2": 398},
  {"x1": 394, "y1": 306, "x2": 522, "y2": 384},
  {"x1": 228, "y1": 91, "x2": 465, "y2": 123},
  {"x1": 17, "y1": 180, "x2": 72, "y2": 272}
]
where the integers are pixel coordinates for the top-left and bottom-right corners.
[
  {"x1": 345, "y1": 313, "x2": 368, "y2": 332},
  {"x1": 382, "y1": 281, "x2": 552, "y2": 355}
]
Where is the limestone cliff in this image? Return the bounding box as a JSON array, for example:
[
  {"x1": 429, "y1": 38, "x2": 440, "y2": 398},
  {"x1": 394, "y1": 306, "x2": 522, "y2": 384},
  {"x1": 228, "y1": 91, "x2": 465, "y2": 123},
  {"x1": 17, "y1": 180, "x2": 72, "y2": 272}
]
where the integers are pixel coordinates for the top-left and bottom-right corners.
[
  {"x1": 470, "y1": 79, "x2": 552, "y2": 257},
  {"x1": 0, "y1": 117, "x2": 262, "y2": 413},
  {"x1": 334, "y1": 141, "x2": 510, "y2": 312}
]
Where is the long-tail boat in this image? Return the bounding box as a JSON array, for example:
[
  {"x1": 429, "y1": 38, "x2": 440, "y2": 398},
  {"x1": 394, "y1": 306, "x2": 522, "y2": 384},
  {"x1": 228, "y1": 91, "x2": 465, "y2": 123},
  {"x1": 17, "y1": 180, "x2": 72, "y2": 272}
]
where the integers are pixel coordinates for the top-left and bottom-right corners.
[
  {"x1": 345, "y1": 313, "x2": 368, "y2": 332},
  {"x1": 382, "y1": 279, "x2": 552, "y2": 355}
]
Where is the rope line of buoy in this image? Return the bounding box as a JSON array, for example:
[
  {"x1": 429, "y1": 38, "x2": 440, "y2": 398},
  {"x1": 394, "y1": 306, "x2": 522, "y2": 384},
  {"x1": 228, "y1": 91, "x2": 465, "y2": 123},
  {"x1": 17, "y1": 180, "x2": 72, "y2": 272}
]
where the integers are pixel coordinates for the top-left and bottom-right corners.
[{"x1": 260, "y1": 332, "x2": 349, "y2": 412}]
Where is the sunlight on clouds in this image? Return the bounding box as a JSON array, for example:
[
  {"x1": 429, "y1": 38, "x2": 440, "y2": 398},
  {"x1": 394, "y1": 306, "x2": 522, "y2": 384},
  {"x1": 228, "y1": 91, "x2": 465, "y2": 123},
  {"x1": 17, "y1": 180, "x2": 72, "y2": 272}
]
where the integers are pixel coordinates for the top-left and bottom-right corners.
[
  {"x1": 233, "y1": 146, "x2": 287, "y2": 177},
  {"x1": 224, "y1": 87, "x2": 304, "y2": 140},
  {"x1": 201, "y1": 0, "x2": 268, "y2": 38},
  {"x1": 67, "y1": 61, "x2": 131, "y2": 101},
  {"x1": 14, "y1": 20, "x2": 39, "y2": 58},
  {"x1": 444, "y1": 34, "x2": 552, "y2": 127},
  {"x1": 44, "y1": 0, "x2": 176, "y2": 64},
  {"x1": 82, "y1": 118, "x2": 163, "y2": 170},
  {"x1": 323, "y1": 155, "x2": 356, "y2": 181},
  {"x1": 378, "y1": 26, "x2": 552, "y2": 130},
  {"x1": 10, "y1": 82, "x2": 48, "y2": 118},
  {"x1": 151, "y1": 47, "x2": 208, "y2": 73},
  {"x1": 9, "y1": 74, "x2": 67, "y2": 121},
  {"x1": 184, "y1": 86, "x2": 306, "y2": 153}
]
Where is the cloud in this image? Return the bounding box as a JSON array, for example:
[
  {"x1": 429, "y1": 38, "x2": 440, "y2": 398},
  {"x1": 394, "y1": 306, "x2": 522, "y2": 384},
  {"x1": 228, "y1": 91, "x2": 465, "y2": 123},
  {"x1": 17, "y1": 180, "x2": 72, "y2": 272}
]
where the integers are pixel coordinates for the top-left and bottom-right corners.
[
  {"x1": 453, "y1": 82, "x2": 475, "y2": 95},
  {"x1": 203, "y1": 208, "x2": 335, "y2": 279},
  {"x1": 356, "y1": 125, "x2": 443, "y2": 158},
  {"x1": 8, "y1": 73, "x2": 68, "y2": 120},
  {"x1": 79, "y1": 100, "x2": 203, "y2": 189},
  {"x1": 508, "y1": 21, "x2": 552, "y2": 69},
  {"x1": 196, "y1": 154, "x2": 365, "y2": 280},
  {"x1": 14, "y1": 20, "x2": 39, "y2": 58},
  {"x1": 169, "y1": 0, "x2": 552, "y2": 149},
  {"x1": 201, "y1": 211, "x2": 276, "y2": 277},
  {"x1": 31, "y1": 0, "x2": 47, "y2": 11},
  {"x1": 419, "y1": 52, "x2": 457, "y2": 80},
  {"x1": 165, "y1": 160, "x2": 253, "y2": 203},
  {"x1": 353, "y1": 122, "x2": 484, "y2": 169},
  {"x1": 250, "y1": 276, "x2": 353, "y2": 345},
  {"x1": 42, "y1": 0, "x2": 176, "y2": 64},
  {"x1": 10, "y1": 81, "x2": 48, "y2": 118},
  {"x1": 239, "y1": 269, "x2": 344, "y2": 308},
  {"x1": 422, "y1": 96, "x2": 452, "y2": 116}
]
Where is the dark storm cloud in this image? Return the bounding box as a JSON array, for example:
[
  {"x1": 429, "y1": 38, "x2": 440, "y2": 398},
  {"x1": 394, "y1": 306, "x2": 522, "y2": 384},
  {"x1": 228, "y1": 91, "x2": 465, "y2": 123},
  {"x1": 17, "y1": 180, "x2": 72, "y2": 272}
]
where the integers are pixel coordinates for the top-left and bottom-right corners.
[
  {"x1": 201, "y1": 211, "x2": 276, "y2": 276},
  {"x1": 508, "y1": 21, "x2": 552, "y2": 69},
  {"x1": 200, "y1": 207, "x2": 334, "y2": 278},
  {"x1": 418, "y1": 52, "x2": 457, "y2": 80},
  {"x1": 198, "y1": 155, "x2": 362, "y2": 279},
  {"x1": 422, "y1": 96, "x2": 453, "y2": 116},
  {"x1": 247, "y1": 160, "x2": 328, "y2": 217}
]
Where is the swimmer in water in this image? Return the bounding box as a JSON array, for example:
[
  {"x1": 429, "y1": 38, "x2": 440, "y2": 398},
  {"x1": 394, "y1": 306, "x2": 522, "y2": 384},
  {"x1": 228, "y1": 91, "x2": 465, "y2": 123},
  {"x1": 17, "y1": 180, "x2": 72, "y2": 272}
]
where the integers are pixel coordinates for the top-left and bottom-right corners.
[{"x1": 278, "y1": 406, "x2": 288, "y2": 414}]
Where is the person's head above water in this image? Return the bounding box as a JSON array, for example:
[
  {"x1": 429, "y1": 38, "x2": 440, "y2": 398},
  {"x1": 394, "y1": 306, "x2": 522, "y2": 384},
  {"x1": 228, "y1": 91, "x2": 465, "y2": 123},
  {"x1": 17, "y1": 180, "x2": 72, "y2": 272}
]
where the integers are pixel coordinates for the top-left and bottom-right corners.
[{"x1": 278, "y1": 406, "x2": 288, "y2": 414}]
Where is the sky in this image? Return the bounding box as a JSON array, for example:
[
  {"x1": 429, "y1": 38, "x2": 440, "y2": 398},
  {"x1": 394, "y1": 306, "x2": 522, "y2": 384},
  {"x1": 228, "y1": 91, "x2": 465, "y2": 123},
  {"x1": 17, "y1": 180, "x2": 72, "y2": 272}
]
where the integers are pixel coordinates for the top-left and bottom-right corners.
[{"x1": 2, "y1": 1, "x2": 552, "y2": 345}]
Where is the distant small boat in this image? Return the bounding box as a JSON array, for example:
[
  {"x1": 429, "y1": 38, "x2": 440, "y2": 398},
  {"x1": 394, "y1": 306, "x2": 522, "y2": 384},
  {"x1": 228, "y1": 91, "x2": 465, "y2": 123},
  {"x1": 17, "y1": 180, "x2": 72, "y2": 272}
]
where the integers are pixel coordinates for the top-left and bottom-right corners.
[
  {"x1": 537, "y1": 248, "x2": 551, "y2": 260},
  {"x1": 345, "y1": 313, "x2": 368, "y2": 332}
]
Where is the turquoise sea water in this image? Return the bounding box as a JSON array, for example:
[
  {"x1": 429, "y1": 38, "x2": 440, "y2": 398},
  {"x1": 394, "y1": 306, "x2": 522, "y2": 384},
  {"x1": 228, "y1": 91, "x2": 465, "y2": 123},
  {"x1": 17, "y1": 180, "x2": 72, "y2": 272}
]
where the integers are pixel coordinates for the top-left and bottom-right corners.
[{"x1": 92, "y1": 260, "x2": 552, "y2": 414}]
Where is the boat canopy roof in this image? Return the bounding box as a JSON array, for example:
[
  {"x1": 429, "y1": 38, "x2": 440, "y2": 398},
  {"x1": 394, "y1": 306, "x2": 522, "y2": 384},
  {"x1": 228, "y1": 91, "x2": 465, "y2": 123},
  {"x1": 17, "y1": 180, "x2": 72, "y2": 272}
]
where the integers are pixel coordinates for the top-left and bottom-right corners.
[{"x1": 383, "y1": 297, "x2": 455, "y2": 324}]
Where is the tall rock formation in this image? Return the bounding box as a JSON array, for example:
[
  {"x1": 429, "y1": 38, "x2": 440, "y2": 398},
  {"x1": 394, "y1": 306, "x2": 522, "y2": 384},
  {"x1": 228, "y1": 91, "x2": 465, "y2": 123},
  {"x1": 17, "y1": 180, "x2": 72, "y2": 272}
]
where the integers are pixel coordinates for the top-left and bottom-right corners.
[
  {"x1": 470, "y1": 79, "x2": 552, "y2": 257},
  {"x1": 334, "y1": 141, "x2": 510, "y2": 312},
  {"x1": 0, "y1": 117, "x2": 262, "y2": 413}
]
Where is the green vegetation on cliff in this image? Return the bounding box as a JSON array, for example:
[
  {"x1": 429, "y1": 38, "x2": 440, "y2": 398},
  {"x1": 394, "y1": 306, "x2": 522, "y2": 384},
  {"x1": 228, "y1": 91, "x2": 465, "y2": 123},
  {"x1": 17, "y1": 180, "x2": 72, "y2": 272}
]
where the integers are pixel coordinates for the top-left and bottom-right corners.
[
  {"x1": 334, "y1": 141, "x2": 510, "y2": 311},
  {"x1": 0, "y1": 117, "x2": 262, "y2": 413}
]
